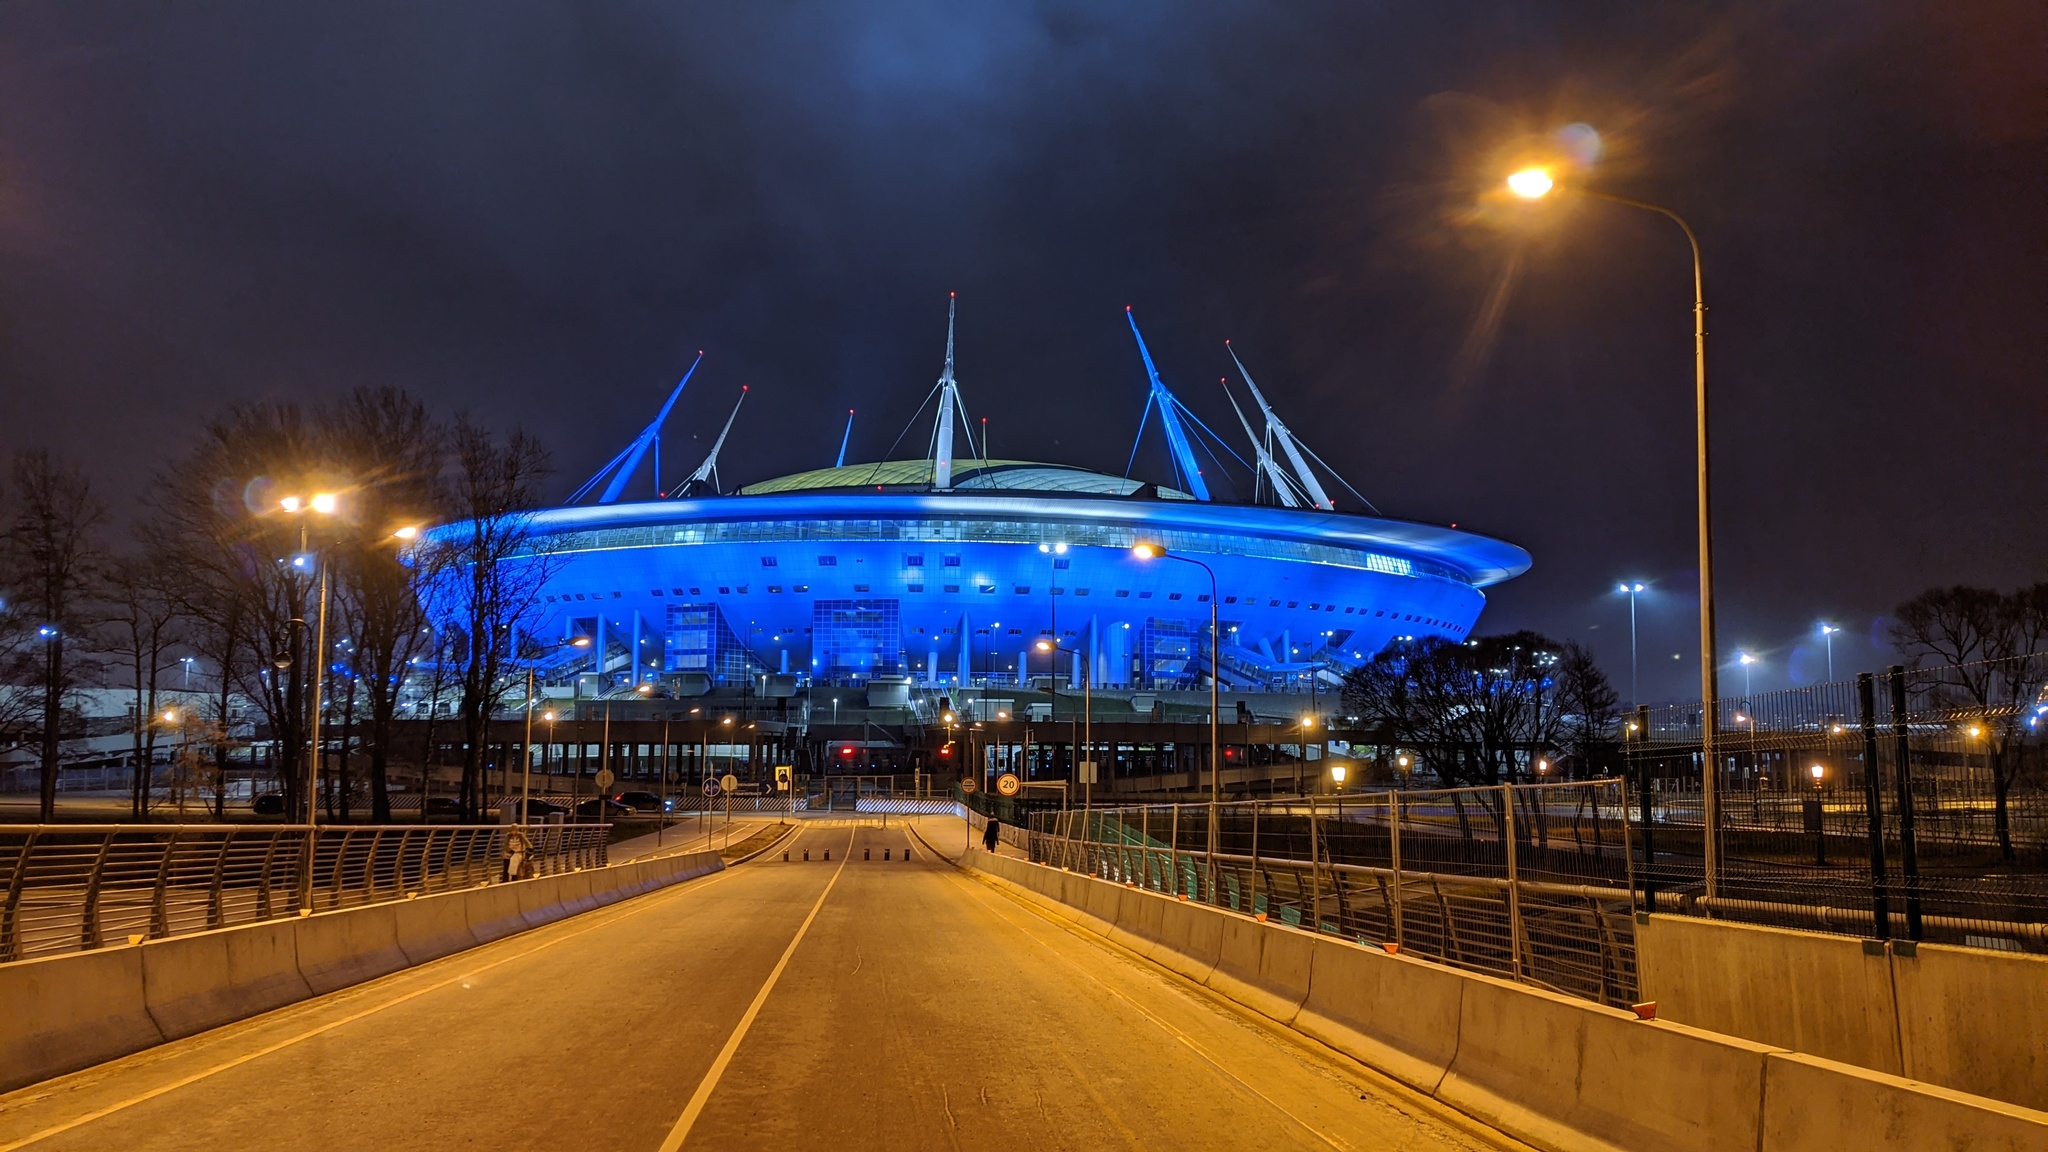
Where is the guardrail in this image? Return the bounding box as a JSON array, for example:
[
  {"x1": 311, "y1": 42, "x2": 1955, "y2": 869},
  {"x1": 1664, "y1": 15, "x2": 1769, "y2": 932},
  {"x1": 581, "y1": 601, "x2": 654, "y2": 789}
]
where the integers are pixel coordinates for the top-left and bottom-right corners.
[
  {"x1": 1025, "y1": 782, "x2": 1640, "y2": 1008},
  {"x1": 0, "y1": 824, "x2": 609, "y2": 963}
]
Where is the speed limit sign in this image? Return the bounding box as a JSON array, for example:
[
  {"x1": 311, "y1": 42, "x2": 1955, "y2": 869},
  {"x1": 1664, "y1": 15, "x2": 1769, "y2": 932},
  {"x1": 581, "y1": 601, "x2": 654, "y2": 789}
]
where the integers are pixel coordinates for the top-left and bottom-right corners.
[{"x1": 995, "y1": 772, "x2": 1021, "y2": 797}]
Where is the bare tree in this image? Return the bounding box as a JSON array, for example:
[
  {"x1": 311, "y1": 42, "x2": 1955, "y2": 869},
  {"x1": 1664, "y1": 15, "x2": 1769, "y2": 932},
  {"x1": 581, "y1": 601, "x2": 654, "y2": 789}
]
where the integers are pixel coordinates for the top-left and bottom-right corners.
[
  {"x1": 1, "y1": 452, "x2": 106, "y2": 820},
  {"x1": 1891, "y1": 585, "x2": 2048, "y2": 861},
  {"x1": 436, "y1": 418, "x2": 556, "y2": 818},
  {"x1": 1555, "y1": 640, "x2": 1621, "y2": 775},
  {"x1": 102, "y1": 554, "x2": 184, "y2": 819}
]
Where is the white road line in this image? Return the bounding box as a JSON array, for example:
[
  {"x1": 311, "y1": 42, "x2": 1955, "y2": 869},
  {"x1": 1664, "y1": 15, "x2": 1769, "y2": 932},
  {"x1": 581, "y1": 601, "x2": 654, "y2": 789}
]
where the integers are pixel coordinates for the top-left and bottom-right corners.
[{"x1": 658, "y1": 825, "x2": 855, "y2": 1151}]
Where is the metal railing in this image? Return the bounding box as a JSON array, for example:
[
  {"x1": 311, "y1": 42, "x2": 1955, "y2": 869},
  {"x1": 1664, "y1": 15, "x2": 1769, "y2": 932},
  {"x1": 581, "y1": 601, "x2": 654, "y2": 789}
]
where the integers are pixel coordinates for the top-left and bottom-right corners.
[
  {"x1": 0, "y1": 824, "x2": 609, "y2": 963},
  {"x1": 1024, "y1": 781, "x2": 1639, "y2": 1008}
]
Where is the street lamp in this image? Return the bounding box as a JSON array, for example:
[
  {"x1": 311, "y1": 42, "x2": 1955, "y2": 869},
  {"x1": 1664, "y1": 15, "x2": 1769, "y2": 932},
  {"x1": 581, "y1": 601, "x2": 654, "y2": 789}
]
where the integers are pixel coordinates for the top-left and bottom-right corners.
[
  {"x1": 1807, "y1": 762, "x2": 1827, "y2": 865},
  {"x1": 1737, "y1": 652, "x2": 1756, "y2": 705},
  {"x1": 1132, "y1": 542, "x2": 1221, "y2": 898},
  {"x1": 1510, "y1": 164, "x2": 1722, "y2": 894},
  {"x1": 1616, "y1": 583, "x2": 1646, "y2": 708},
  {"x1": 280, "y1": 492, "x2": 339, "y2": 825},
  {"x1": 1818, "y1": 623, "x2": 1838, "y2": 682},
  {"x1": 1036, "y1": 638, "x2": 1093, "y2": 808},
  {"x1": 1328, "y1": 762, "x2": 1348, "y2": 794}
]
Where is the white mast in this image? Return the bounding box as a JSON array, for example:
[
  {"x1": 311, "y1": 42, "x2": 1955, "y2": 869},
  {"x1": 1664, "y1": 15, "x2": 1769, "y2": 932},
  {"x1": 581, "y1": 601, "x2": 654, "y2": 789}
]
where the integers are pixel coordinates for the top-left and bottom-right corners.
[
  {"x1": 1225, "y1": 383, "x2": 1301, "y2": 507},
  {"x1": 682, "y1": 386, "x2": 749, "y2": 495},
  {"x1": 1228, "y1": 342, "x2": 1332, "y2": 510},
  {"x1": 933, "y1": 293, "x2": 962, "y2": 490}
]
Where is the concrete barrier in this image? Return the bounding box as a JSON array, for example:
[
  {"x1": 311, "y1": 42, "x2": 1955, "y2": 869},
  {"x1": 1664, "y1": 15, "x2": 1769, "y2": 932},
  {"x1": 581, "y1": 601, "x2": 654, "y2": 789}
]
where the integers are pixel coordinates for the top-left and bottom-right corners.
[
  {"x1": 0, "y1": 849, "x2": 728, "y2": 1094},
  {"x1": 1206, "y1": 910, "x2": 1311, "y2": 1024},
  {"x1": 1890, "y1": 943, "x2": 2048, "y2": 1111},
  {"x1": 392, "y1": 889, "x2": 483, "y2": 965},
  {"x1": 957, "y1": 853, "x2": 2048, "y2": 1152},
  {"x1": 295, "y1": 904, "x2": 409, "y2": 995},
  {"x1": 1760, "y1": 1051, "x2": 2048, "y2": 1151},
  {"x1": 1439, "y1": 971, "x2": 1773, "y2": 1152},
  {"x1": 1145, "y1": 894, "x2": 1223, "y2": 983},
  {"x1": 1295, "y1": 936, "x2": 1462, "y2": 1094},
  {"x1": 1637, "y1": 913, "x2": 1902, "y2": 1075},
  {"x1": 140, "y1": 918, "x2": 311, "y2": 1040},
  {"x1": 0, "y1": 947, "x2": 164, "y2": 1092}
]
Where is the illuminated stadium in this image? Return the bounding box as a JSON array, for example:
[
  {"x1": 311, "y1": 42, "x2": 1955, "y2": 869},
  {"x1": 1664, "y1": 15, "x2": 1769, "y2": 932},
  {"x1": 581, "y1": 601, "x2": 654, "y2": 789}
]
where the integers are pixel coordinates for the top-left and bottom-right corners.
[{"x1": 507, "y1": 300, "x2": 1530, "y2": 708}]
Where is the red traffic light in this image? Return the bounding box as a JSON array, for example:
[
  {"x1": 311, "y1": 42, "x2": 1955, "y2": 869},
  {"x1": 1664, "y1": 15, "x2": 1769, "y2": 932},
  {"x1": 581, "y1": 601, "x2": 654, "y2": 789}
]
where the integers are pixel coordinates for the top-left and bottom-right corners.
[{"x1": 840, "y1": 746, "x2": 856, "y2": 756}]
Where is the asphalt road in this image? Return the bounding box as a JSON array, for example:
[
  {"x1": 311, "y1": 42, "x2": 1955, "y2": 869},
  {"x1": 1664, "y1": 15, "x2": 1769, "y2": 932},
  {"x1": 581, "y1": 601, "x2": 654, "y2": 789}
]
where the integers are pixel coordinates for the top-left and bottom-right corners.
[{"x1": 0, "y1": 817, "x2": 1521, "y2": 1152}]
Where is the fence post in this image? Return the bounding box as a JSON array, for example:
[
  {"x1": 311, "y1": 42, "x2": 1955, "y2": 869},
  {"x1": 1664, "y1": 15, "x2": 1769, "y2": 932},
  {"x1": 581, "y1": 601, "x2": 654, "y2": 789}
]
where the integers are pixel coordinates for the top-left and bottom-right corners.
[
  {"x1": 1887, "y1": 667, "x2": 1923, "y2": 940},
  {"x1": 1169, "y1": 805, "x2": 1181, "y2": 897},
  {"x1": 1502, "y1": 785, "x2": 1524, "y2": 980},
  {"x1": 1857, "y1": 673, "x2": 1891, "y2": 940},
  {"x1": 1389, "y1": 791, "x2": 1404, "y2": 948},
  {"x1": 1308, "y1": 791, "x2": 1321, "y2": 931},
  {"x1": 1633, "y1": 705, "x2": 1655, "y2": 911},
  {"x1": 1249, "y1": 801, "x2": 1261, "y2": 916}
]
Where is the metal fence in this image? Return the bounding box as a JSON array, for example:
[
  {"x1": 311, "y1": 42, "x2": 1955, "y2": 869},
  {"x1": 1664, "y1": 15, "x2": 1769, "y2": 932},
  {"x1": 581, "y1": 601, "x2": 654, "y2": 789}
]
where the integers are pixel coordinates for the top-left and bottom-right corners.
[
  {"x1": 0, "y1": 824, "x2": 609, "y2": 963},
  {"x1": 1627, "y1": 656, "x2": 2048, "y2": 952},
  {"x1": 1024, "y1": 781, "x2": 1639, "y2": 1008}
]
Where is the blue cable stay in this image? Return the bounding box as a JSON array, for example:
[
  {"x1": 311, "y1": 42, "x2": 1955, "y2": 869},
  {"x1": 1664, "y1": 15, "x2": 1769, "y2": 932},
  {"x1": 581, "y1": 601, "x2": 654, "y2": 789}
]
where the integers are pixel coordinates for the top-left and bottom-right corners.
[
  {"x1": 569, "y1": 352, "x2": 705, "y2": 504},
  {"x1": 835, "y1": 410, "x2": 855, "y2": 469},
  {"x1": 1124, "y1": 309, "x2": 1210, "y2": 501}
]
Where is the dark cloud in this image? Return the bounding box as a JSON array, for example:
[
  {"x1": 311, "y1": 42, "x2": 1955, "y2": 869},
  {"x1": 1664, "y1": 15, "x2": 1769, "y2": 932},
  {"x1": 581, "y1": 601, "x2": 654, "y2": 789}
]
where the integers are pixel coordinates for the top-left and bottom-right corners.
[{"x1": 2, "y1": 0, "x2": 2042, "y2": 700}]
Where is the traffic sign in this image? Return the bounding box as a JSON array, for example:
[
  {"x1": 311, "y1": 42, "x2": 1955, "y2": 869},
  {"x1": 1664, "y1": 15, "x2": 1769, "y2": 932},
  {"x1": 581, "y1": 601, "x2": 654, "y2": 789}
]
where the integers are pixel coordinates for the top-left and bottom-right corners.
[
  {"x1": 774, "y1": 765, "x2": 792, "y2": 792},
  {"x1": 593, "y1": 768, "x2": 615, "y2": 792},
  {"x1": 702, "y1": 779, "x2": 721, "y2": 797},
  {"x1": 721, "y1": 773, "x2": 740, "y2": 794},
  {"x1": 1077, "y1": 760, "x2": 1098, "y2": 785},
  {"x1": 996, "y1": 772, "x2": 1021, "y2": 797},
  {"x1": 961, "y1": 778, "x2": 978, "y2": 795}
]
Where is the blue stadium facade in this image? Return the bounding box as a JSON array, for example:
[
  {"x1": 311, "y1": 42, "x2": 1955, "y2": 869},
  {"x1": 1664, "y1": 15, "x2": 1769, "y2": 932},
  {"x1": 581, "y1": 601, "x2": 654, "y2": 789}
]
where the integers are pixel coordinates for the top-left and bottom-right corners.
[{"x1": 504, "y1": 302, "x2": 1530, "y2": 699}]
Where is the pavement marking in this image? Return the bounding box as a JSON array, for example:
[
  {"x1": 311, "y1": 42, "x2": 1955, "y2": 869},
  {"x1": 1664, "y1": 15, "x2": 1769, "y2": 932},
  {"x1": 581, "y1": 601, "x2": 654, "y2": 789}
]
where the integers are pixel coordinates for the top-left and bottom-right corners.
[
  {"x1": 658, "y1": 825, "x2": 855, "y2": 1152},
  {"x1": 944, "y1": 869, "x2": 1359, "y2": 1152},
  {"x1": 0, "y1": 865, "x2": 751, "y2": 1152}
]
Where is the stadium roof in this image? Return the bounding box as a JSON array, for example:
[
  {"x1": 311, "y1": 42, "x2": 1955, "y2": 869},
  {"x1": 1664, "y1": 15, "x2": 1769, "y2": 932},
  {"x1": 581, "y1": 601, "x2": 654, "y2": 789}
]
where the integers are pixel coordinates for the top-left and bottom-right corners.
[{"x1": 739, "y1": 458, "x2": 1195, "y2": 499}]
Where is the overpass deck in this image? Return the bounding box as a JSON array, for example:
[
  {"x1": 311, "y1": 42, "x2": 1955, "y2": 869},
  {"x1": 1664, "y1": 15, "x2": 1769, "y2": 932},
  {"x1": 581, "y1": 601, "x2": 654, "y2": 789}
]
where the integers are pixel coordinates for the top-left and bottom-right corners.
[{"x1": 0, "y1": 816, "x2": 1520, "y2": 1151}]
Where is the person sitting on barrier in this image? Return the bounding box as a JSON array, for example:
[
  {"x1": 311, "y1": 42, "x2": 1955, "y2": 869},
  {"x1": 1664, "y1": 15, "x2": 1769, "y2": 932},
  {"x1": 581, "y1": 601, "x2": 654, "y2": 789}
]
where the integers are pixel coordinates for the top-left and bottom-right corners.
[
  {"x1": 503, "y1": 829, "x2": 534, "y2": 882},
  {"x1": 982, "y1": 816, "x2": 1001, "y2": 854}
]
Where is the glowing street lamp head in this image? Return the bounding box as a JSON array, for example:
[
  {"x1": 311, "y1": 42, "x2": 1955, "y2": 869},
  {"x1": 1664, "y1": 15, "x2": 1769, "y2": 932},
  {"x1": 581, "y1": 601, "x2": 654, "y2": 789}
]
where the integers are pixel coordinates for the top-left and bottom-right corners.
[
  {"x1": 1507, "y1": 168, "x2": 1555, "y2": 199},
  {"x1": 1329, "y1": 763, "x2": 1348, "y2": 784},
  {"x1": 1131, "y1": 542, "x2": 1161, "y2": 560},
  {"x1": 279, "y1": 496, "x2": 303, "y2": 513},
  {"x1": 1034, "y1": 639, "x2": 1053, "y2": 652},
  {"x1": 1739, "y1": 653, "x2": 1756, "y2": 666},
  {"x1": 1808, "y1": 763, "x2": 1826, "y2": 782},
  {"x1": 1819, "y1": 623, "x2": 1838, "y2": 636},
  {"x1": 392, "y1": 525, "x2": 420, "y2": 540},
  {"x1": 309, "y1": 493, "x2": 338, "y2": 514},
  {"x1": 541, "y1": 711, "x2": 555, "y2": 722}
]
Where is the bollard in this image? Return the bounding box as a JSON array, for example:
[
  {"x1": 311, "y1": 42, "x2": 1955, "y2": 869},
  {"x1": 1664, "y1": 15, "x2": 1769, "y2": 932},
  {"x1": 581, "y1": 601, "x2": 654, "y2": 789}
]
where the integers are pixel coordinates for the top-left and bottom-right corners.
[
  {"x1": 783, "y1": 852, "x2": 789, "y2": 862},
  {"x1": 865, "y1": 848, "x2": 871, "y2": 860},
  {"x1": 804, "y1": 850, "x2": 810, "y2": 861},
  {"x1": 824, "y1": 849, "x2": 830, "y2": 860},
  {"x1": 883, "y1": 848, "x2": 891, "y2": 860}
]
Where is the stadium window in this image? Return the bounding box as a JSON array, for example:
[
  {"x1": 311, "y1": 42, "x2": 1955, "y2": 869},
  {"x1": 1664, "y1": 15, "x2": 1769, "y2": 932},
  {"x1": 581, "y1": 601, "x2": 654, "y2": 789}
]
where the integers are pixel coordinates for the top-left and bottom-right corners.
[
  {"x1": 1375, "y1": 610, "x2": 1384, "y2": 617},
  {"x1": 768, "y1": 586, "x2": 783, "y2": 594},
  {"x1": 1344, "y1": 607, "x2": 1354, "y2": 614},
  {"x1": 817, "y1": 555, "x2": 837, "y2": 566},
  {"x1": 945, "y1": 585, "x2": 961, "y2": 593},
  {"x1": 1139, "y1": 591, "x2": 1153, "y2": 599},
  {"x1": 1168, "y1": 592, "x2": 1182, "y2": 601},
  {"x1": 672, "y1": 588, "x2": 687, "y2": 596},
  {"x1": 1288, "y1": 601, "x2": 1298, "y2": 608},
  {"x1": 795, "y1": 584, "x2": 809, "y2": 592},
  {"x1": 1327, "y1": 605, "x2": 1337, "y2": 612},
  {"x1": 689, "y1": 588, "x2": 701, "y2": 596},
  {"x1": 1269, "y1": 600, "x2": 1280, "y2": 607},
  {"x1": 1013, "y1": 586, "x2": 1030, "y2": 595},
  {"x1": 761, "y1": 557, "x2": 777, "y2": 567},
  {"x1": 651, "y1": 590, "x2": 664, "y2": 596},
  {"x1": 1075, "y1": 588, "x2": 1089, "y2": 596},
  {"x1": 1309, "y1": 603, "x2": 1319, "y2": 610},
  {"x1": 1224, "y1": 596, "x2": 1237, "y2": 604},
  {"x1": 1007, "y1": 628, "x2": 1023, "y2": 635},
  {"x1": 613, "y1": 591, "x2": 623, "y2": 598},
  {"x1": 1051, "y1": 588, "x2": 1064, "y2": 596},
  {"x1": 905, "y1": 554, "x2": 924, "y2": 567},
  {"x1": 908, "y1": 584, "x2": 925, "y2": 592},
  {"x1": 977, "y1": 585, "x2": 995, "y2": 594},
  {"x1": 574, "y1": 594, "x2": 586, "y2": 600},
  {"x1": 737, "y1": 585, "x2": 749, "y2": 594},
  {"x1": 1115, "y1": 590, "x2": 1130, "y2": 598},
  {"x1": 944, "y1": 555, "x2": 962, "y2": 567},
  {"x1": 1197, "y1": 594, "x2": 1209, "y2": 602},
  {"x1": 854, "y1": 584, "x2": 869, "y2": 592},
  {"x1": 718, "y1": 587, "x2": 731, "y2": 595},
  {"x1": 1053, "y1": 558, "x2": 1070, "y2": 570}
]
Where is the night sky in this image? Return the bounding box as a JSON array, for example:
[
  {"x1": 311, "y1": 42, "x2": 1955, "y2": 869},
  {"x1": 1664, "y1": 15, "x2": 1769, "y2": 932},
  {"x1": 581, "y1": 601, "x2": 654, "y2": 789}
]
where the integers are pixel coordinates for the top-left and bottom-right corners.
[{"x1": 2, "y1": 3, "x2": 2042, "y2": 702}]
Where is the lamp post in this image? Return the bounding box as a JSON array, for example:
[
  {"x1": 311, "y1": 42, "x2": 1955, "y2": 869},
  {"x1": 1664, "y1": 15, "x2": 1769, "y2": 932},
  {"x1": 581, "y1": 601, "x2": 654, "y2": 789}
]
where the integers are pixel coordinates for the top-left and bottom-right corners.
[
  {"x1": 1616, "y1": 582, "x2": 1645, "y2": 708},
  {"x1": 280, "y1": 492, "x2": 339, "y2": 826},
  {"x1": 1132, "y1": 543, "x2": 1220, "y2": 898},
  {"x1": 1036, "y1": 639, "x2": 1092, "y2": 808},
  {"x1": 1037, "y1": 542, "x2": 1068, "y2": 771},
  {"x1": 1510, "y1": 169, "x2": 1720, "y2": 894}
]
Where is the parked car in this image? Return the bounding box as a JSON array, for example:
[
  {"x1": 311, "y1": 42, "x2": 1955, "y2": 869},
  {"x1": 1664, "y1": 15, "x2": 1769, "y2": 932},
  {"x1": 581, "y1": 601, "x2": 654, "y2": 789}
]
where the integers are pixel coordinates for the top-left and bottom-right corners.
[
  {"x1": 512, "y1": 797, "x2": 568, "y2": 821},
  {"x1": 575, "y1": 797, "x2": 635, "y2": 819},
  {"x1": 613, "y1": 790, "x2": 669, "y2": 814},
  {"x1": 251, "y1": 793, "x2": 286, "y2": 816},
  {"x1": 422, "y1": 796, "x2": 464, "y2": 818}
]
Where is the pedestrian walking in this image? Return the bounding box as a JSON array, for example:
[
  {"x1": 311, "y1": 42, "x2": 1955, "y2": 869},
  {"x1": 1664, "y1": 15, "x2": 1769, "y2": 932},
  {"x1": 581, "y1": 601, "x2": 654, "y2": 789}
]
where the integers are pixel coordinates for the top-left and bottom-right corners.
[{"x1": 982, "y1": 816, "x2": 1001, "y2": 853}]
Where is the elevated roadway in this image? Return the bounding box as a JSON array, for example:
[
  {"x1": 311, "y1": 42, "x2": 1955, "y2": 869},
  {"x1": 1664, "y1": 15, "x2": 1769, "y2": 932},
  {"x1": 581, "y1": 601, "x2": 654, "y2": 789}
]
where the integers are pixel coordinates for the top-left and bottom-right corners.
[{"x1": 0, "y1": 816, "x2": 1520, "y2": 1151}]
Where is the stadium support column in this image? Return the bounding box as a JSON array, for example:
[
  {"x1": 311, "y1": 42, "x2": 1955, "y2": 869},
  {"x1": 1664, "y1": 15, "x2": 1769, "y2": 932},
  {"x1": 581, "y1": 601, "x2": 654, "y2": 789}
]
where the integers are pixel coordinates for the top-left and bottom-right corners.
[
  {"x1": 595, "y1": 615, "x2": 607, "y2": 679},
  {"x1": 1089, "y1": 616, "x2": 1100, "y2": 688},
  {"x1": 631, "y1": 613, "x2": 644, "y2": 684},
  {"x1": 958, "y1": 612, "x2": 971, "y2": 689},
  {"x1": 927, "y1": 640, "x2": 940, "y2": 687}
]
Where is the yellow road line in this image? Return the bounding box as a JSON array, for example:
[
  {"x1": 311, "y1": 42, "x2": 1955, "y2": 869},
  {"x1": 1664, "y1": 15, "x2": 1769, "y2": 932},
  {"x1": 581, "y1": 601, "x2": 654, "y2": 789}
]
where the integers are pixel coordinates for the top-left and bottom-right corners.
[{"x1": 658, "y1": 825, "x2": 854, "y2": 1151}]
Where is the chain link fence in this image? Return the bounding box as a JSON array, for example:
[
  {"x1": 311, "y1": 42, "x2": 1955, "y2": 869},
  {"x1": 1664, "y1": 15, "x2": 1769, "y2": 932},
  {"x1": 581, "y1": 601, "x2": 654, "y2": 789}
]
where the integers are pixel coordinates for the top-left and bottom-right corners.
[
  {"x1": 1627, "y1": 654, "x2": 2048, "y2": 952},
  {"x1": 0, "y1": 823, "x2": 610, "y2": 962}
]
